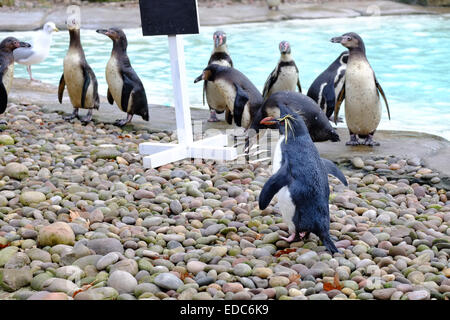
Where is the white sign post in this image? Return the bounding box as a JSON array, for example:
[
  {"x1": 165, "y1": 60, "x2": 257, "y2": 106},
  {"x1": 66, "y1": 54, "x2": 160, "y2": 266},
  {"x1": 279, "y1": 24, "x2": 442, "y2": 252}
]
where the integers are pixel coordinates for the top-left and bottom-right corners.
[{"x1": 138, "y1": 1, "x2": 237, "y2": 168}]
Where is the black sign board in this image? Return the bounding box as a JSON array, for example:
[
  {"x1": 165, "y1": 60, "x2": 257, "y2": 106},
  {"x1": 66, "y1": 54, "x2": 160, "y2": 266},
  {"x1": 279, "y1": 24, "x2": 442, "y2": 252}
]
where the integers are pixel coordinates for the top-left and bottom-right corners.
[{"x1": 139, "y1": 0, "x2": 200, "y2": 36}]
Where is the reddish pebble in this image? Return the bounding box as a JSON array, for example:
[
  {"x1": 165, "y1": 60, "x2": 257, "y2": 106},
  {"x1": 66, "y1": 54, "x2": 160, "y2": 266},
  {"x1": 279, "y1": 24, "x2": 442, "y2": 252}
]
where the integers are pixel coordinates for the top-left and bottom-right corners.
[
  {"x1": 335, "y1": 240, "x2": 352, "y2": 249},
  {"x1": 28, "y1": 292, "x2": 69, "y2": 300},
  {"x1": 223, "y1": 283, "x2": 244, "y2": 293}
]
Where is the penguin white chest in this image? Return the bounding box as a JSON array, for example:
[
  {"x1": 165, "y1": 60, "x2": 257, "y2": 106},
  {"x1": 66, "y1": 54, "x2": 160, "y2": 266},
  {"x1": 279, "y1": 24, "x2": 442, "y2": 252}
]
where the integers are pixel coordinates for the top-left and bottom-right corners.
[
  {"x1": 206, "y1": 60, "x2": 231, "y2": 112},
  {"x1": 63, "y1": 50, "x2": 93, "y2": 109},
  {"x1": 271, "y1": 66, "x2": 298, "y2": 94},
  {"x1": 2, "y1": 64, "x2": 14, "y2": 94},
  {"x1": 206, "y1": 81, "x2": 227, "y2": 112},
  {"x1": 345, "y1": 60, "x2": 381, "y2": 135},
  {"x1": 272, "y1": 136, "x2": 296, "y2": 233},
  {"x1": 214, "y1": 79, "x2": 236, "y2": 113},
  {"x1": 106, "y1": 57, "x2": 124, "y2": 110}
]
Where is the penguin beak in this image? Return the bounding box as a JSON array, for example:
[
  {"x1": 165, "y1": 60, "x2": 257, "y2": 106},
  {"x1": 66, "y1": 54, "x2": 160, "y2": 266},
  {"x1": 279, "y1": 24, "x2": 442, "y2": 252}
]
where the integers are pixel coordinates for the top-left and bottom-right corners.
[
  {"x1": 214, "y1": 36, "x2": 223, "y2": 48},
  {"x1": 18, "y1": 41, "x2": 31, "y2": 48},
  {"x1": 194, "y1": 73, "x2": 203, "y2": 83},
  {"x1": 194, "y1": 70, "x2": 210, "y2": 83},
  {"x1": 96, "y1": 29, "x2": 109, "y2": 36},
  {"x1": 331, "y1": 36, "x2": 343, "y2": 43},
  {"x1": 260, "y1": 117, "x2": 277, "y2": 126},
  {"x1": 53, "y1": 27, "x2": 59, "y2": 32}
]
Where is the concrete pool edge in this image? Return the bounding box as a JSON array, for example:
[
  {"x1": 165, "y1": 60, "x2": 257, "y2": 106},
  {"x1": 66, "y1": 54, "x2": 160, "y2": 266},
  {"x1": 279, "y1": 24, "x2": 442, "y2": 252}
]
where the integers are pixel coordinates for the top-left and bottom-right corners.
[
  {"x1": 0, "y1": 1, "x2": 450, "y2": 32},
  {"x1": 8, "y1": 77, "x2": 450, "y2": 185}
]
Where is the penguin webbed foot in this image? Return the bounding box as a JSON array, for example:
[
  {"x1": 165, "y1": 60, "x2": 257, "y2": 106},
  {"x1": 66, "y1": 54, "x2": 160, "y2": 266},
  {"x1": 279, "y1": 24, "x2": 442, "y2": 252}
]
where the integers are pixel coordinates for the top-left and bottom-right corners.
[
  {"x1": 114, "y1": 114, "x2": 133, "y2": 127},
  {"x1": 280, "y1": 231, "x2": 309, "y2": 243},
  {"x1": 63, "y1": 109, "x2": 79, "y2": 121},
  {"x1": 207, "y1": 110, "x2": 220, "y2": 122},
  {"x1": 80, "y1": 110, "x2": 93, "y2": 125},
  {"x1": 363, "y1": 135, "x2": 380, "y2": 147},
  {"x1": 345, "y1": 134, "x2": 360, "y2": 146}
]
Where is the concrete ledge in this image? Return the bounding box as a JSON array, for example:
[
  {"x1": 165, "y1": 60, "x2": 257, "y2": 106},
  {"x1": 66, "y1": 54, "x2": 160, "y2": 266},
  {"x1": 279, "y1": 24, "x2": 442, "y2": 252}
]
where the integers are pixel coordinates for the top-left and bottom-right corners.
[{"x1": 8, "y1": 78, "x2": 450, "y2": 179}]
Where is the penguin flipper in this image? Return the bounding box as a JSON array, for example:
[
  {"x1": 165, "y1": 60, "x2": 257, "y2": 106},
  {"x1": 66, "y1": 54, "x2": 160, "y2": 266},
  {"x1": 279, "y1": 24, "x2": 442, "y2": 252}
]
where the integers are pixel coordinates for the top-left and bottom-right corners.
[
  {"x1": 120, "y1": 74, "x2": 134, "y2": 112},
  {"x1": 334, "y1": 83, "x2": 345, "y2": 125},
  {"x1": 321, "y1": 158, "x2": 348, "y2": 186},
  {"x1": 107, "y1": 88, "x2": 114, "y2": 105},
  {"x1": 375, "y1": 77, "x2": 390, "y2": 120},
  {"x1": 233, "y1": 83, "x2": 249, "y2": 127},
  {"x1": 262, "y1": 67, "x2": 277, "y2": 99},
  {"x1": 81, "y1": 68, "x2": 91, "y2": 110},
  {"x1": 225, "y1": 108, "x2": 233, "y2": 125},
  {"x1": 322, "y1": 83, "x2": 337, "y2": 119},
  {"x1": 297, "y1": 78, "x2": 302, "y2": 93},
  {"x1": 259, "y1": 164, "x2": 289, "y2": 210},
  {"x1": 0, "y1": 82, "x2": 7, "y2": 115},
  {"x1": 89, "y1": 68, "x2": 100, "y2": 110},
  {"x1": 58, "y1": 74, "x2": 65, "y2": 104}
]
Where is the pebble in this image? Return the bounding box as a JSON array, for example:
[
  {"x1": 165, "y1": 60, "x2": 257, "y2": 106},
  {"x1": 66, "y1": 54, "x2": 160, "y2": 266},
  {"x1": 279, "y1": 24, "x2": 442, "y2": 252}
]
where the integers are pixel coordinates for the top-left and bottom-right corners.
[
  {"x1": 0, "y1": 103, "x2": 447, "y2": 301},
  {"x1": 407, "y1": 290, "x2": 430, "y2": 300},
  {"x1": 86, "y1": 238, "x2": 124, "y2": 255},
  {"x1": 96, "y1": 252, "x2": 120, "y2": 270},
  {"x1": 154, "y1": 273, "x2": 183, "y2": 290},
  {"x1": 107, "y1": 270, "x2": 138, "y2": 294}
]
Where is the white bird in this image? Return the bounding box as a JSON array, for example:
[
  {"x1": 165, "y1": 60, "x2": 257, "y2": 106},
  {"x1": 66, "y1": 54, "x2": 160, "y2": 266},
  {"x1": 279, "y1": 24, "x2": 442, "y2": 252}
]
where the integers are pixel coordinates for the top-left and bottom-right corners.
[{"x1": 13, "y1": 22, "x2": 59, "y2": 81}]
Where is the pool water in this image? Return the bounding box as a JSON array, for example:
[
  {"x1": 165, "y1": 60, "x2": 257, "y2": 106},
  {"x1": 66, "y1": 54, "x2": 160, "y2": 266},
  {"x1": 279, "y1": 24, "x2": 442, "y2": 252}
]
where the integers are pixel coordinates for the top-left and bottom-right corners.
[{"x1": 2, "y1": 14, "x2": 450, "y2": 139}]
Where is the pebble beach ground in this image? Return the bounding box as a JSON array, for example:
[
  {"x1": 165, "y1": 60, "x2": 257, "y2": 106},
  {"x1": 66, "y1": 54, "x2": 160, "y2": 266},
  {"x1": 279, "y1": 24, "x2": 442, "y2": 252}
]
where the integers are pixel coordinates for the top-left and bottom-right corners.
[{"x1": 0, "y1": 103, "x2": 449, "y2": 301}]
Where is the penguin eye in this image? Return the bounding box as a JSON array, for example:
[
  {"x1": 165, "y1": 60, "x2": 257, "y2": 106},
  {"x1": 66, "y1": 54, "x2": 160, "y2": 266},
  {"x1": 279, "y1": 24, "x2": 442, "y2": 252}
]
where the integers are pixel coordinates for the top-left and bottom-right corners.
[{"x1": 346, "y1": 36, "x2": 352, "y2": 41}]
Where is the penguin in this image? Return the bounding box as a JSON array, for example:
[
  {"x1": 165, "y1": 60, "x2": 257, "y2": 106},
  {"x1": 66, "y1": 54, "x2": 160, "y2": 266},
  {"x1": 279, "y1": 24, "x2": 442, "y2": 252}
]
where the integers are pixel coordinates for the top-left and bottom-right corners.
[
  {"x1": 58, "y1": 17, "x2": 99, "y2": 123},
  {"x1": 307, "y1": 51, "x2": 348, "y2": 121},
  {"x1": 331, "y1": 32, "x2": 390, "y2": 146},
  {"x1": 203, "y1": 30, "x2": 233, "y2": 123},
  {"x1": 258, "y1": 105, "x2": 340, "y2": 253},
  {"x1": 194, "y1": 64, "x2": 263, "y2": 129},
  {"x1": 0, "y1": 37, "x2": 31, "y2": 118},
  {"x1": 250, "y1": 91, "x2": 340, "y2": 143},
  {"x1": 267, "y1": 0, "x2": 281, "y2": 11},
  {"x1": 96, "y1": 28, "x2": 149, "y2": 126},
  {"x1": 262, "y1": 41, "x2": 302, "y2": 100}
]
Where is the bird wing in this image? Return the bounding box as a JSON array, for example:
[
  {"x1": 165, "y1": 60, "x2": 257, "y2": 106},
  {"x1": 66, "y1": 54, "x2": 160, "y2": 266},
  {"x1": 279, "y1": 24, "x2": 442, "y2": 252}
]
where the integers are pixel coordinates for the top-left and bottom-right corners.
[
  {"x1": 322, "y1": 82, "x2": 337, "y2": 119},
  {"x1": 259, "y1": 161, "x2": 289, "y2": 210},
  {"x1": 262, "y1": 67, "x2": 277, "y2": 99},
  {"x1": 58, "y1": 73, "x2": 65, "y2": 104},
  {"x1": 225, "y1": 108, "x2": 233, "y2": 125},
  {"x1": 120, "y1": 73, "x2": 135, "y2": 112},
  {"x1": 233, "y1": 83, "x2": 249, "y2": 127},
  {"x1": 293, "y1": 62, "x2": 302, "y2": 93},
  {"x1": 321, "y1": 158, "x2": 347, "y2": 186},
  {"x1": 80, "y1": 68, "x2": 91, "y2": 110},
  {"x1": 107, "y1": 88, "x2": 114, "y2": 105},
  {"x1": 0, "y1": 80, "x2": 7, "y2": 114},
  {"x1": 334, "y1": 83, "x2": 345, "y2": 125},
  {"x1": 13, "y1": 46, "x2": 35, "y2": 62},
  {"x1": 375, "y1": 76, "x2": 390, "y2": 120}
]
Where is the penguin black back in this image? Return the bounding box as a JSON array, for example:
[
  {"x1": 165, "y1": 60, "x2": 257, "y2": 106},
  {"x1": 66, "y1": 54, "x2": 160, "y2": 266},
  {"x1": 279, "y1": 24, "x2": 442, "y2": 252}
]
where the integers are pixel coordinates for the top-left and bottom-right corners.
[
  {"x1": 258, "y1": 105, "x2": 338, "y2": 253},
  {"x1": 307, "y1": 51, "x2": 348, "y2": 119},
  {"x1": 250, "y1": 91, "x2": 340, "y2": 142}
]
